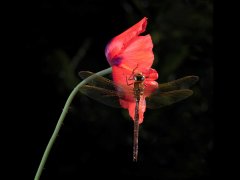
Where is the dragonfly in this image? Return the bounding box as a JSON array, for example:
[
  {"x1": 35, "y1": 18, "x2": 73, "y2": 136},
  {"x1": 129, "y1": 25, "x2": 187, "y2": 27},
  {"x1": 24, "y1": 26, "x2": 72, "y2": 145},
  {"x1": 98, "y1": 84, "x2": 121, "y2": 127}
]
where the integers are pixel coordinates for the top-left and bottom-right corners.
[{"x1": 78, "y1": 71, "x2": 199, "y2": 162}]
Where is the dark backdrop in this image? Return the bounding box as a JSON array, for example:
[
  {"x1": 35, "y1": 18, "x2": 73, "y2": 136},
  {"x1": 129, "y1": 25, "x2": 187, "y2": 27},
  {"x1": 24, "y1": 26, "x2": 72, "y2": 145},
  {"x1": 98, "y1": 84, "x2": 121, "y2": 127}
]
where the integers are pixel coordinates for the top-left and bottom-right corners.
[{"x1": 12, "y1": 0, "x2": 213, "y2": 179}]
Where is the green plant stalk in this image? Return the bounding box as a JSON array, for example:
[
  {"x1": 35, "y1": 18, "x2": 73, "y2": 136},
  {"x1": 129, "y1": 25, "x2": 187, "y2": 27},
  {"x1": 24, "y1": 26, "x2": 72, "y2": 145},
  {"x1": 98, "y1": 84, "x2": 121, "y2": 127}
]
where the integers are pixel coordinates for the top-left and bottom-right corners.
[{"x1": 34, "y1": 67, "x2": 112, "y2": 180}]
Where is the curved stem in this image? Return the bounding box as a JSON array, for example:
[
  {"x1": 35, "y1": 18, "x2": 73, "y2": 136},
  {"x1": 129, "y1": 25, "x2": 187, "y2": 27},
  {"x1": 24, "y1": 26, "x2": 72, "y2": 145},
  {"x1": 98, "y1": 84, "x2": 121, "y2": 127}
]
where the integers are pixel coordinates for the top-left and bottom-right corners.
[{"x1": 34, "y1": 67, "x2": 112, "y2": 180}]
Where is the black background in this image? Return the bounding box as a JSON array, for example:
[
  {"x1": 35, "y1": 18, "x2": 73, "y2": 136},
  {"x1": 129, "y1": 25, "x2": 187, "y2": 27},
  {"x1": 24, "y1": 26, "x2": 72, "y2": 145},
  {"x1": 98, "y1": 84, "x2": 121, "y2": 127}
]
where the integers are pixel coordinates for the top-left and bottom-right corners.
[{"x1": 7, "y1": 0, "x2": 213, "y2": 179}]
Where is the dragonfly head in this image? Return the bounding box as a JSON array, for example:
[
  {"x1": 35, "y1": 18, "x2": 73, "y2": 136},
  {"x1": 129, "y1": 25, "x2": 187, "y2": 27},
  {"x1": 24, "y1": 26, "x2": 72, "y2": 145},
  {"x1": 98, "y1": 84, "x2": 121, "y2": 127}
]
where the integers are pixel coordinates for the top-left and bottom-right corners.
[{"x1": 134, "y1": 73, "x2": 145, "y2": 82}]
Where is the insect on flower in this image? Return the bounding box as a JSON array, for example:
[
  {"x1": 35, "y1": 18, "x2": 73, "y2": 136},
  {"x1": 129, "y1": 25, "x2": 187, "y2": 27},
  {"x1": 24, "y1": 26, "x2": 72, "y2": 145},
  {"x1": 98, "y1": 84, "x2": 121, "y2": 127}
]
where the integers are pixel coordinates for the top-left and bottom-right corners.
[
  {"x1": 79, "y1": 71, "x2": 198, "y2": 161},
  {"x1": 79, "y1": 17, "x2": 199, "y2": 162}
]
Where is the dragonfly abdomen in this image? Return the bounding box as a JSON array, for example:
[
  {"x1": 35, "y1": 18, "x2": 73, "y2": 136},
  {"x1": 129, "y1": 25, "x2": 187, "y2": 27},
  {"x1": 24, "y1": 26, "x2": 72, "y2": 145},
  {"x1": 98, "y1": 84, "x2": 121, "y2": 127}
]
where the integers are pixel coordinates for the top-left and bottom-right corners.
[{"x1": 133, "y1": 81, "x2": 145, "y2": 100}]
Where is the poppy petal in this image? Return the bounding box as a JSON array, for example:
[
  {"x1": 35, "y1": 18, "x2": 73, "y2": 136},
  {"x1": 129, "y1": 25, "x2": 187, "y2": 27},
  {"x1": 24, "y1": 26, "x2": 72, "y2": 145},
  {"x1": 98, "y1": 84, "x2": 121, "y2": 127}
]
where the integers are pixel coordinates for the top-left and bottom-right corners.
[
  {"x1": 119, "y1": 35, "x2": 154, "y2": 70},
  {"x1": 105, "y1": 17, "x2": 148, "y2": 66},
  {"x1": 105, "y1": 17, "x2": 159, "y2": 124}
]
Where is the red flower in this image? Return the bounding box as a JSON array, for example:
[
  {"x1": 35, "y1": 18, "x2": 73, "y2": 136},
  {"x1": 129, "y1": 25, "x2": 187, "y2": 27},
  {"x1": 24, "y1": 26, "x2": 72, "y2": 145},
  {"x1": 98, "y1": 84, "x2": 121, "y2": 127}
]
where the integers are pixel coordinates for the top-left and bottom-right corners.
[{"x1": 105, "y1": 17, "x2": 158, "y2": 124}]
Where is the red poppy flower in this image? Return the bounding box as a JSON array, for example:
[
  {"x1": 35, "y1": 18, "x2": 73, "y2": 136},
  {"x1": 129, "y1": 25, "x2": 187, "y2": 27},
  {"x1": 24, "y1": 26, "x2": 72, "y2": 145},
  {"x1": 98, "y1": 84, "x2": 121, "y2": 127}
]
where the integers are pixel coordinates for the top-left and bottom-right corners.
[{"x1": 105, "y1": 17, "x2": 158, "y2": 124}]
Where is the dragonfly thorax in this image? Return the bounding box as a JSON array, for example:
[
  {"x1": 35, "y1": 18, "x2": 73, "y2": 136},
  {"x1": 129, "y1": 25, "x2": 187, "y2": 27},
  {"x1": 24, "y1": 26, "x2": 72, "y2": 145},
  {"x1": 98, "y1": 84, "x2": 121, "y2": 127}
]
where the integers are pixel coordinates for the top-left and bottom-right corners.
[{"x1": 133, "y1": 73, "x2": 145, "y2": 99}]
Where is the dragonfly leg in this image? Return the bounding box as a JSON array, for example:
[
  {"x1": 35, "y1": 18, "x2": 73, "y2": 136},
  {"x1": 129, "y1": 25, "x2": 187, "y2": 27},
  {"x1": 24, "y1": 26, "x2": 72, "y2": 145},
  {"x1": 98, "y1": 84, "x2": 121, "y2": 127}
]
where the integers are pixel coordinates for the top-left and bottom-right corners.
[
  {"x1": 132, "y1": 64, "x2": 139, "y2": 74},
  {"x1": 126, "y1": 64, "x2": 139, "y2": 86},
  {"x1": 126, "y1": 76, "x2": 134, "y2": 86},
  {"x1": 128, "y1": 64, "x2": 139, "y2": 80}
]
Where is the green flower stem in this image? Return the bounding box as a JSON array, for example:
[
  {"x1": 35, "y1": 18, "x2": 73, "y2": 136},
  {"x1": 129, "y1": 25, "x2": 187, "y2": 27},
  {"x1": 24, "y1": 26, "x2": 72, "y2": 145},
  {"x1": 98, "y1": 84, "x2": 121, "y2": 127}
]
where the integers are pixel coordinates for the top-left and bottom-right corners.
[{"x1": 34, "y1": 67, "x2": 112, "y2": 180}]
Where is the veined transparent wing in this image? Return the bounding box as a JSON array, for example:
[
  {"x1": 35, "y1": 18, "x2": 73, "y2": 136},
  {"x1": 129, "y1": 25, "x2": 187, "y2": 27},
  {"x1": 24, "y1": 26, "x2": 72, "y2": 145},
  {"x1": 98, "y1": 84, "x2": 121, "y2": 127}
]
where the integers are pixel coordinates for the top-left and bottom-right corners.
[
  {"x1": 79, "y1": 71, "x2": 134, "y2": 108},
  {"x1": 79, "y1": 85, "x2": 122, "y2": 108},
  {"x1": 78, "y1": 71, "x2": 199, "y2": 109},
  {"x1": 79, "y1": 71, "x2": 117, "y2": 91},
  {"x1": 146, "y1": 76, "x2": 199, "y2": 109},
  {"x1": 157, "y1": 76, "x2": 199, "y2": 92},
  {"x1": 146, "y1": 89, "x2": 194, "y2": 109}
]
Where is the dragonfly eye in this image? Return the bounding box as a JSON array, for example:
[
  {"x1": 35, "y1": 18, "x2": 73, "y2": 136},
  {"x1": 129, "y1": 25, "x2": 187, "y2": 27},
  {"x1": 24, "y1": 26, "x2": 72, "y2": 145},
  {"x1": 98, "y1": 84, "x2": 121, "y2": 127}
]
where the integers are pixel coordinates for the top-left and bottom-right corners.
[{"x1": 134, "y1": 74, "x2": 145, "y2": 81}]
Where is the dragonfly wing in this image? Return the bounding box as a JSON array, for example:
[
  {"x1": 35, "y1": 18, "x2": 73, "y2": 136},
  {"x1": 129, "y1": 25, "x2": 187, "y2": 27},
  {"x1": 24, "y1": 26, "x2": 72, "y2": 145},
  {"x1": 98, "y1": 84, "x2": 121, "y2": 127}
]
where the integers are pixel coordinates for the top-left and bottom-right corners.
[
  {"x1": 79, "y1": 70, "x2": 134, "y2": 98},
  {"x1": 146, "y1": 89, "x2": 193, "y2": 109},
  {"x1": 158, "y1": 76, "x2": 199, "y2": 92},
  {"x1": 79, "y1": 71, "x2": 117, "y2": 91},
  {"x1": 79, "y1": 85, "x2": 122, "y2": 108}
]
